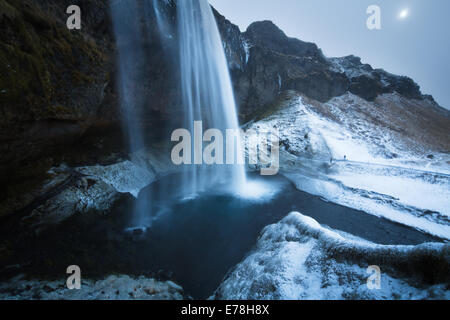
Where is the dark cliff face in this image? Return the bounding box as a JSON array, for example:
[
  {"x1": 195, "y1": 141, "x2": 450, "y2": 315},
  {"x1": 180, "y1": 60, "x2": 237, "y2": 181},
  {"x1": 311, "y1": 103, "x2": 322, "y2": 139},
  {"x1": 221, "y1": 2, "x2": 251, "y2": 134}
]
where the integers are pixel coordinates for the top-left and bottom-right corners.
[
  {"x1": 219, "y1": 19, "x2": 350, "y2": 119},
  {"x1": 212, "y1": 8, "x2": 246, "y2": 72},
  {"x1": 245, "y1": 21, "x2": 323, "y2": 59},
  {"x1": 0, "y1": 0, "x2": 117, "y2": 190},
  {"x1": 0, "y1": 0, "x2": 179, "y2": 214},
  {"x1": 213, "y1": 18, "x2": 430, "y2": 121},
  {"x1": 0, "y1": 0, "x2": 177, "y2": 185},
  {"x1": 329, "y1": 55, "x2": 423, "y2": 101}
]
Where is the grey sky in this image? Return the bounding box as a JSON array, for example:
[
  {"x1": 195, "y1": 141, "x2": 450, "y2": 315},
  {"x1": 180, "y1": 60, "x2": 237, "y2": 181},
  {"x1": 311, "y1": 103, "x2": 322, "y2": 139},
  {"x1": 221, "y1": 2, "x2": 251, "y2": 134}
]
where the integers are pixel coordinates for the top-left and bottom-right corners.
[{"x1": 209, "y1": 0, "x2": 450, "y2": 110}]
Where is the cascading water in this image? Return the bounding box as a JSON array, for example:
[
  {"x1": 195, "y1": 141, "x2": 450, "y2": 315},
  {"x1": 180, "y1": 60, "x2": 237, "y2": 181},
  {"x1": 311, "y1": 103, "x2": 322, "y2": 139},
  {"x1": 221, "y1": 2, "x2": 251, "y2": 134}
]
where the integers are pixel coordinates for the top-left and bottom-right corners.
[
  {"x1": 110, "y1": 0, "x2": 249, "y2": 229},
  {"x1": 152, "y1": 0, "x2": 173, "y2": 39},
  {"x1": 177, "y1": 0, "x2": 247, "y2": 195},
  {"x1": 110, "y1": 1, "x2": 151, "y2": 228},
  {"x1": 109, "y1": 0, "x2": 145, "y2": 155}
]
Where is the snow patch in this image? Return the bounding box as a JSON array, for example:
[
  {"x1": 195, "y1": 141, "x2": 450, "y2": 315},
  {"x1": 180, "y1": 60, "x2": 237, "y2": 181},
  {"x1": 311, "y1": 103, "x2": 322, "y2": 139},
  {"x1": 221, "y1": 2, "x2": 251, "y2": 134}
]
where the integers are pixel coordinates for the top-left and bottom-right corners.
[
  {"x1": 213, "y1": 212, "x2": 450, "y2": 300},
  {"x1": 0, "y1": 275, "x2": 185, "y2": 300},
  {"x1": 79, "y1": 160, "x2": 155, "y2": 197}
]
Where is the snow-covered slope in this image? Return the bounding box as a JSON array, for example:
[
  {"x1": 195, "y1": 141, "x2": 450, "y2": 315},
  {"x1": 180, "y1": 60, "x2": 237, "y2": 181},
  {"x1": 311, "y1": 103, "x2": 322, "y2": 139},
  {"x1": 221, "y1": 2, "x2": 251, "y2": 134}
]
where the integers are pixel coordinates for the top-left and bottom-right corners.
[
  {"x1": 213, "y1": 212, "x2": 450, "y2": 300},
  {"x1": 245, "y1": 92, "x2": 450, "y2": 239}
]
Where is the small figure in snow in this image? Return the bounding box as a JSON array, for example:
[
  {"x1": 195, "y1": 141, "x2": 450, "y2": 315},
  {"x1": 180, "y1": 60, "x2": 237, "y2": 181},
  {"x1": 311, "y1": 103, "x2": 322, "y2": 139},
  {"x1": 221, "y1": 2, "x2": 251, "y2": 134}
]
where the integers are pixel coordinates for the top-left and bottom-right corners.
[{"x1": 344, "y1": 155, "x2": 347, "y2": 161}]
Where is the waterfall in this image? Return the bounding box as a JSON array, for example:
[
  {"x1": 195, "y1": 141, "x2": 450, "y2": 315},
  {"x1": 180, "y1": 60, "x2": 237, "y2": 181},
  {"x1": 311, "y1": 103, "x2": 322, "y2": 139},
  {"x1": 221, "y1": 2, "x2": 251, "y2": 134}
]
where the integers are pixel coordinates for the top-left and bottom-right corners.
[
  {"x1": 177, "y1": 0, "x2": 247, "y2": 195},
  {"x1": 110, "y1": 1, "x2": 151, "y2": 228},
  {"x1": 152, "y1": 0, "x2": 173, "y2": 39},
  {"x1": 109, "y1": 0, "x2": 145, "y2": 154},
  {"x1": 109, "y1": 0, "x2": 248, "y2": 230}
]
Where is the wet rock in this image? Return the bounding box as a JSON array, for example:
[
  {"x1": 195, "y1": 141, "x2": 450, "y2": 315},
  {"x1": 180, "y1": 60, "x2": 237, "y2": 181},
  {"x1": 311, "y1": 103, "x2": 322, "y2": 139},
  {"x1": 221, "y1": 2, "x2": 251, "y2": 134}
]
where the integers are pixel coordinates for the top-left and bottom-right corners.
[
  {"x1": 18, "y1": 160, "x2": 156, "y2": 233},
  {"x1": 22, "y1": 179, "x2": 121, "y2": 233},
  {"x1": 78, "y1": 160, "x2": 155, "y2": 197},
  {"x1": 0, "y1": 0, "x2": 117, "y2": 185}
]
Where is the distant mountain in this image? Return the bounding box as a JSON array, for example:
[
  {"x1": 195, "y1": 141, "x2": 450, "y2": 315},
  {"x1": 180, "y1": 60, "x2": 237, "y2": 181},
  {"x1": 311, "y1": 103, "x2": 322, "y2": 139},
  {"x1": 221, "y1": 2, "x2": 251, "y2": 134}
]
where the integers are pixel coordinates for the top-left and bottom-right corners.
[{"x1": 213, "y1": 11, "x2": 445, "y2": 119}]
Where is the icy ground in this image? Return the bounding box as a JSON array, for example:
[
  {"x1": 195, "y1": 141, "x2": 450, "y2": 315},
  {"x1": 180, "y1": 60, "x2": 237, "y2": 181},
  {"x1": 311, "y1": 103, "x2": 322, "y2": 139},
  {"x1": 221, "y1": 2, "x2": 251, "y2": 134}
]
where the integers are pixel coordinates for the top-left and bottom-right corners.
[
  {"x1": 213, "y1": 212, "x2": 450, "y2": 300},
  {"x1": 246, "y1": 92, "x2": 450, "y2": 240},
  {"x1": 0, "y1": 275, "x2": 185, "y2": 300}
]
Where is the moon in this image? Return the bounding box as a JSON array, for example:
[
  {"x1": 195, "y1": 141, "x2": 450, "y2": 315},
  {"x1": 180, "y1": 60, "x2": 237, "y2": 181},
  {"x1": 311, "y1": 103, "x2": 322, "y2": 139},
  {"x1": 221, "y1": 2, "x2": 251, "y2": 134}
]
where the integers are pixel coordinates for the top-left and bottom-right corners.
[{"x1": 399, "y1": 9, "x2": 409, "y2": 19}]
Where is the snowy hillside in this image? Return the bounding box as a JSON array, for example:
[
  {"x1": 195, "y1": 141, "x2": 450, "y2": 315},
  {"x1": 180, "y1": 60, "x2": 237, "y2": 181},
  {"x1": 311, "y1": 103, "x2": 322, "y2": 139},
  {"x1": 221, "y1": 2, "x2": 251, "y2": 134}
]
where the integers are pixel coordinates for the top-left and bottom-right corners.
[{"x1": 245, "y1": 92, "x2": 450, "y2": 239}]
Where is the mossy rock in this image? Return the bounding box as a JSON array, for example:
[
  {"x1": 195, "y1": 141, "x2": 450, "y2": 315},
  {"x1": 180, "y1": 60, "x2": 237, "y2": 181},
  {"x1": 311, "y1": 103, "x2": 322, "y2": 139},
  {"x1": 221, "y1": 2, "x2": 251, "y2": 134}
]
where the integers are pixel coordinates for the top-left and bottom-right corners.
[
  {"x1": 0, "y1": 0, "x2": 107, "y2": 126},
  {"x1": 0, "y1": 0, "x2": 18, "y2": 20},
  {"x1": 247, "y1": 90, "x2": 298, "y2": 122}
]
